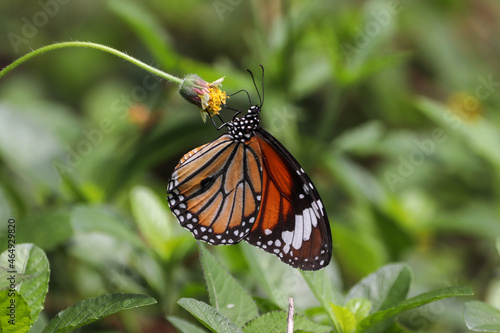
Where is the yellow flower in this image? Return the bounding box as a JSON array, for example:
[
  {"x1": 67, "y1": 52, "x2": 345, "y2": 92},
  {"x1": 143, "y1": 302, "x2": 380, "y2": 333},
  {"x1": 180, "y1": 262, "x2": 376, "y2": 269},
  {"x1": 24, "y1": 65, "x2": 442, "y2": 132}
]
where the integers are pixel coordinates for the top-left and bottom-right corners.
[{"x1": 179, "y1": 74, "x2": 228, "y2": 122}]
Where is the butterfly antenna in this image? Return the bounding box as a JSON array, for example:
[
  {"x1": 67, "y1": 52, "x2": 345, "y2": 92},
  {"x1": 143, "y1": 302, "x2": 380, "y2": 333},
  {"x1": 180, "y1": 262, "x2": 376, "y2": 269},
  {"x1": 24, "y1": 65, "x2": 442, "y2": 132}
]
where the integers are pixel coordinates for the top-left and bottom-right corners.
[
  {"x1": 229, "y1": 89, "x2": 252, "y2": 105},
  {"x1": 259, "y1": 64, "x2": 264, "y2": 107},
  {"x1": 246, "y1": 68, "x2": 262, "y2": 107}
]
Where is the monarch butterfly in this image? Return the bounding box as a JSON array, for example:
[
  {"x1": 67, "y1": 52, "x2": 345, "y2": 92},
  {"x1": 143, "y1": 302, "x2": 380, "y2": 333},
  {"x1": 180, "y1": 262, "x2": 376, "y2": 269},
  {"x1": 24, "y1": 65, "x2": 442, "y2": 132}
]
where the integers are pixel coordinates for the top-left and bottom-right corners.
[{"x1": 167, "y1": 67, "x2": 332, "y2": 270}]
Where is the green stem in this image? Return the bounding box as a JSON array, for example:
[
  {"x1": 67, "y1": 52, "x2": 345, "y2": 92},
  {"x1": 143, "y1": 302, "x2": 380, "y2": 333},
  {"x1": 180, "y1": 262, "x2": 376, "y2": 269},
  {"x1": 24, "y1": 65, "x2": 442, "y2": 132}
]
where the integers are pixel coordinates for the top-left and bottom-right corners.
[{"x1": 0, "y1": 41, "x2": 183, "y2": 85}]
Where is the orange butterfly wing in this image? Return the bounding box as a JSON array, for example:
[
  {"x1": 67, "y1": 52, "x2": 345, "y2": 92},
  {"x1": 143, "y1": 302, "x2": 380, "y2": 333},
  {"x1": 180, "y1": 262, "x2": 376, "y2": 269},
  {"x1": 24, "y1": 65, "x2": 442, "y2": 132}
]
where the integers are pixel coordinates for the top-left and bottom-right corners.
[
  {"x1": 244, "y1": 129, "x2": 332, "y2": 270},
  {"x1": 167, "y1": 134, "x2": 263, "y2": 244}
]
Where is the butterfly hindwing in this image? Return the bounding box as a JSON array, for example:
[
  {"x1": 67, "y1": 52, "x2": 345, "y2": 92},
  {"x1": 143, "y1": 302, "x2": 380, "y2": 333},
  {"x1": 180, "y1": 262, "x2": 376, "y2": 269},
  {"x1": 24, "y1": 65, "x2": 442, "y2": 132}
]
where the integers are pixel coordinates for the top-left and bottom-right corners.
[
  {"x1": 244, "y1": 129, "x2": 332, "y2": 270},
  {"x1": 167, "y1": 134, "x2": 263, "y2": 245}
]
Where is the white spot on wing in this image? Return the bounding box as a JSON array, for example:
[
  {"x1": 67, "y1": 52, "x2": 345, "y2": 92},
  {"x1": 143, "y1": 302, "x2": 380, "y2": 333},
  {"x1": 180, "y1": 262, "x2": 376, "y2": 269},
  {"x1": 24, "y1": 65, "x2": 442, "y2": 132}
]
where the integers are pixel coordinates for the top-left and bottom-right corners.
[
  {"x1": 264, "y1": 229, "x2": 272, "y2": 235},
  {"x1": 292, "y1": 215, "x2": 304, "y2": 250}
]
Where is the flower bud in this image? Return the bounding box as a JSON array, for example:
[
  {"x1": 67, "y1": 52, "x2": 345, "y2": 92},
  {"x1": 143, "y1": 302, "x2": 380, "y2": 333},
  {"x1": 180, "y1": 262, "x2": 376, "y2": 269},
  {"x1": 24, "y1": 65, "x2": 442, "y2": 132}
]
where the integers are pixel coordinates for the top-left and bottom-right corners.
[{"x1": 179, "y1": 74, "x2": 227, "y2": 122}]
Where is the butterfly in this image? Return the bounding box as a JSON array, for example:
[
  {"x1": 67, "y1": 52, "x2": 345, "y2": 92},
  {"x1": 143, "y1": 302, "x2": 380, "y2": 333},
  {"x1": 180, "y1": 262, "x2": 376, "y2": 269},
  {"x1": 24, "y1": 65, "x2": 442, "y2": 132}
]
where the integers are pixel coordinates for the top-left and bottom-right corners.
[{"x1": 167, "y1": 67, "x2": 332, "y2": 270}]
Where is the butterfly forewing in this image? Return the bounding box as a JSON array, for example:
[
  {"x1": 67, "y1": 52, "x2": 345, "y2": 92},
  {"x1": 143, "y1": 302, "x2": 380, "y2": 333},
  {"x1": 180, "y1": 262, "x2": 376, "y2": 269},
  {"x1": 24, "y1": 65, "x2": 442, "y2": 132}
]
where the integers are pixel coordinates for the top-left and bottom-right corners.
[
  {"x1": 244, "y1": 129, "x2": 332, "y2": 270},
  {"x1": 167, "y1": 134, "x2": 263, "y2": 245}
]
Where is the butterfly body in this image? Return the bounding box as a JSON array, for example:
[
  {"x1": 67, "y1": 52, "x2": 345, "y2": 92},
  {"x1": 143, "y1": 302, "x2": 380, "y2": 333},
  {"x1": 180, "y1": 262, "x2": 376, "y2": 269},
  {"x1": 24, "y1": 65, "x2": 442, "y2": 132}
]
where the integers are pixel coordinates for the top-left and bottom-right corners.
[{"x1": 167, "y1": 103, "x2": 332, "y2": 270}]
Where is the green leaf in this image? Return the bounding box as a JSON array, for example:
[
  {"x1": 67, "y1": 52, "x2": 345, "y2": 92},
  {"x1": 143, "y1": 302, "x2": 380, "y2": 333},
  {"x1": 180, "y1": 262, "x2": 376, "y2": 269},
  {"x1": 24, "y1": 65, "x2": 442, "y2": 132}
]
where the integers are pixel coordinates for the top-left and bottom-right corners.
[
  {"x1": 0, "y1": 244, "x2": 50, "y2": 324},
  {"x1": 71, "y1": 205, "x2": 148, "y2": 252},
  {"x1": 331, "y1": 224, "x2": 386, "y2": 279},
  {"x1": 416, "y1": 97, "x2": 500, "y2": 168},
  {"x1": 240, "y1": 242, "x2": 310, "y2": 310},
  {"x1": 465, "y1": 301, "x2": 500, "y2": 332},
  {"x1": 107, "y1": 0, "x2": 177, "y2": 69},
  {"x1": 346, "y1": 298, "x2": 372, "y2": 322},
  {"x1": 301, "y1": 268, "x2": 343, "y2": 326},
  {"x1": 167, "y1": 315, "x2": 209, "y2": 333},
  {"x1": 130, "y1": 186, "x2": 173, "y2": 259},
  {"x1": 199, "y1": 244, "x2": 258, "y2": 326},
  {"x1": 334, "y1": 121, "x2": 385, "y2": 155},
  {"x1": 357, "y1": 286, "x2": 474, "y2": 332},
  {"x1": 16, "y1": 209, "x2": 72, "y2": 251},
  {"x1": 347, "y1": 263, "x2": 412, "y2": 313},
  {"x1": 0, "y1": 289, "x2": 33, "y2": 333},
  {"x1": 0, "y1": 103, "x2": 65, "y2": 191},
  {"x1": 42, "y1": 293, "x2": 157, "y2": 333},
  {"x1": 242, "y1": 311, "x2": 332, "y2": 333},
  {"x1": 177, "y1": 298, "x2": 243, "y2": 333},
  {"x1": 331, "y1": 304, "x2": 356, "y2": 333},
  {"x1": 496, "y1": 238, "x2": 500, "y2": 257},
  {"x1": 371, "y1": 206, "x2": 415, "y2": 260}
]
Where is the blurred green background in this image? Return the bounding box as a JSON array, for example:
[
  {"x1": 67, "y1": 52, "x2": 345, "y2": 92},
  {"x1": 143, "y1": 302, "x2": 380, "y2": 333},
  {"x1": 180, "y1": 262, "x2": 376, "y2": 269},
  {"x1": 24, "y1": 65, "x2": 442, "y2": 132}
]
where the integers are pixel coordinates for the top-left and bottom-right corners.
[{"x1": 1, "y1": 0, "x2": 500, "y2": 332}]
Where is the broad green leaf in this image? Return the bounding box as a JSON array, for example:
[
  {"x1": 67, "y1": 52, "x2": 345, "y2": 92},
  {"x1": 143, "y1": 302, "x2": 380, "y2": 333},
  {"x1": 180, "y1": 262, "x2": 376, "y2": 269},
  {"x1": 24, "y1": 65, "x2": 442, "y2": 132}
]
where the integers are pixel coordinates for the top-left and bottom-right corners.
[
  {"x1": 465, "y1": 301, "x2": 500, "y2": 332},
  {"x1": 332, "y1": 224, "x2": 386, "y2": 279},
  {"x1": 0, "y1": 289, "x2": 33, "y2": 333},
  {"x1": 331, "y1": 304, "x2": 356, "y2": 333},
  {"x1": 178, "y1": 298, "x2": 243, "y2": 333},
  {"x1": 242, "y1": 311, "x2": 332, "y2": 333},
  {"x1": 496, "y1": 238, "x2": 500, "y2": 257},
  {"x1": 357, "y1": 286, "x2": 474, "y2": 332},
  {"x1": 16, "y1": 209, "x2": 72, "y2": 251},
  {"x1": 42, "y1": 293, "x2": 156, "y2": 333},
  {"x1": 240, "y1": 242, "x2": 311, "y2": 310},
  {"x1": 130, "y1": 186, "x2": 173, "y2": 259},
  {"x1": 346, "y1": 298, "x2": 372, "y2": 322},
  {"x1": 167, "y1": 315, "x2": 209, "y2": 333},
  {"x1": 0, "y1": 244, "x2": 49, "y2": 324},
  {"x1": 347, "y1": 263, "x2": 412, "y2": 313},
  {"x1": 199, "y1": 244, "x2": 258, "y2": 326},
  {"x1": 71, "y1": 205, "x2": 148, "y2": 252},
  {"x1": 301, "y1": 268, "x2": 343, "y2": 326}
]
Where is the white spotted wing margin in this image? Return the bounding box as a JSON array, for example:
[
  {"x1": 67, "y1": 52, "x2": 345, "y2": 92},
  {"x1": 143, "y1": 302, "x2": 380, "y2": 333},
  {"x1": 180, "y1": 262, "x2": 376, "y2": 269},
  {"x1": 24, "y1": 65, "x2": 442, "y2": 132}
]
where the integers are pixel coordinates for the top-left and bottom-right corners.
[
  {"x1": 167, "y1": 134, "x2": 263, "y2": 245},
  {"x1": 244, "y1": 128, "x2": 332, "y2": 271}
]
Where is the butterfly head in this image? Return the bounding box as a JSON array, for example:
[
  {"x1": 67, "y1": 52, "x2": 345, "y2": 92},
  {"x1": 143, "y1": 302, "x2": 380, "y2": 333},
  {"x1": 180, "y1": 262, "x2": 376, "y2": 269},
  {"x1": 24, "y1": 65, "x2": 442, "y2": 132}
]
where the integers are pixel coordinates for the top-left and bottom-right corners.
[{"x1": 227, "y1": 107, "x2": 261, "y2": 142}]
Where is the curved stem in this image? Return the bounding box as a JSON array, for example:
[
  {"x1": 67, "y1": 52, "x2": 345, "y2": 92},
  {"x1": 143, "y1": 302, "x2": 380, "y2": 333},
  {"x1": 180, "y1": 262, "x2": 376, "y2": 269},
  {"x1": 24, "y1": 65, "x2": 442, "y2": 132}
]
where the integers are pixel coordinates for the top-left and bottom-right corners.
[{"x1": 0, "y1": 41, "x2": 183, "y2": 85}]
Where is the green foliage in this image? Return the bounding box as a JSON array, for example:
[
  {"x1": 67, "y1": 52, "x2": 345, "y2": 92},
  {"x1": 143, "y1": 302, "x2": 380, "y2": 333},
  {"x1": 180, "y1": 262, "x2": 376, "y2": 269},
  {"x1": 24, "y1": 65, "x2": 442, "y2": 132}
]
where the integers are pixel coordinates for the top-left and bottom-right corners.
[
  {"x1": 41, "y1": 293, "x2": 157, "y2": 333},
  {"x1": 199, "y1": 244, "x2": 259, "y2": 326},
  {"x1": 1, "y1": 0, "x2": 499, "y2": 331},
  {"x1": 178, "y1": 246, "x2": 472, "y2": 333},
  {"x1": 0, "y1": 245, "x2": 156, "y2": 332},
  {"x1": 464, "y1": 301, "x2": 500, "y2": 332}
]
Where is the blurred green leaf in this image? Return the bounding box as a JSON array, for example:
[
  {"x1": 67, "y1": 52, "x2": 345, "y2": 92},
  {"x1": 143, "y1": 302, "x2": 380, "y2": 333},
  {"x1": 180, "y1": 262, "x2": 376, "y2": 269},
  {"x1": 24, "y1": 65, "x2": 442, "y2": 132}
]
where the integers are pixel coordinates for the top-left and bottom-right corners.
[
  {"x1": 130, "y1": 186, "x2": 172, "y2": 258},
  {"x1": 199, "y1": 244, "x2": 258, "y2": 327},
  {"x1": 16, "y1": 209, "x2": 72, "y2": 251},
  {"x1": 0, "y1": 244, "x2": 49, "y2": 324},
  {"x1": 42, "y1": 293, "x2": 156, "y2": 333},
  {"x1": 0, "y1": 290, "x2": 32, "y2": 333},
  {"x1": 71, "y1": 205, "x2": 148, "y2": 252},
  {"x1": 0, "y1": 104, "x2": 63, "y2": 191},
  {"x1": 331, "y1": 304, "x2": 356, "y2": 333},
  {"x1": 332, "y1": 224, "x2": 386, "y2": 279},
  {"x1": 178, "y1": 298, "x2": 243, "y2": 333},
  {"x1": 464, "y1": 301, "x2": 500, "y2": 332},
  {"x1": 416, "y1": 97, "x2": 500, "y2": 168},
  {"x1": 168, "y1": 316, "x2": 209, "y2": 333},
  {"x1": 496, "y1": 238, "x2": 500, "y2": 257},
  {"x1": 371, "y1": 206, "x2": 415, "y2": 260},
  {"x1": 335, "y1": 121, "x2": 385, "y2": 155},
  {"x1": 107, "y1": 0, "x2": 177, "y2": 69},
  {"x1": 346, "y1": 298, "x2": 372, "y2": 323},
  {"x1": 347, "y1": 263, "x2": 412, "y2": 313},
  {"x1": 357, "y1": 286, "x2": 473, "y2": 332},
  {"x1": 242, "y1": 311, "x2": 332, "y2": 333},
  {"x1": 301, "y1": 268, "x2": 343, "y2": 326},
  {"x1": 240, "y1": 243, "x2": 311, "y2": 310}
]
